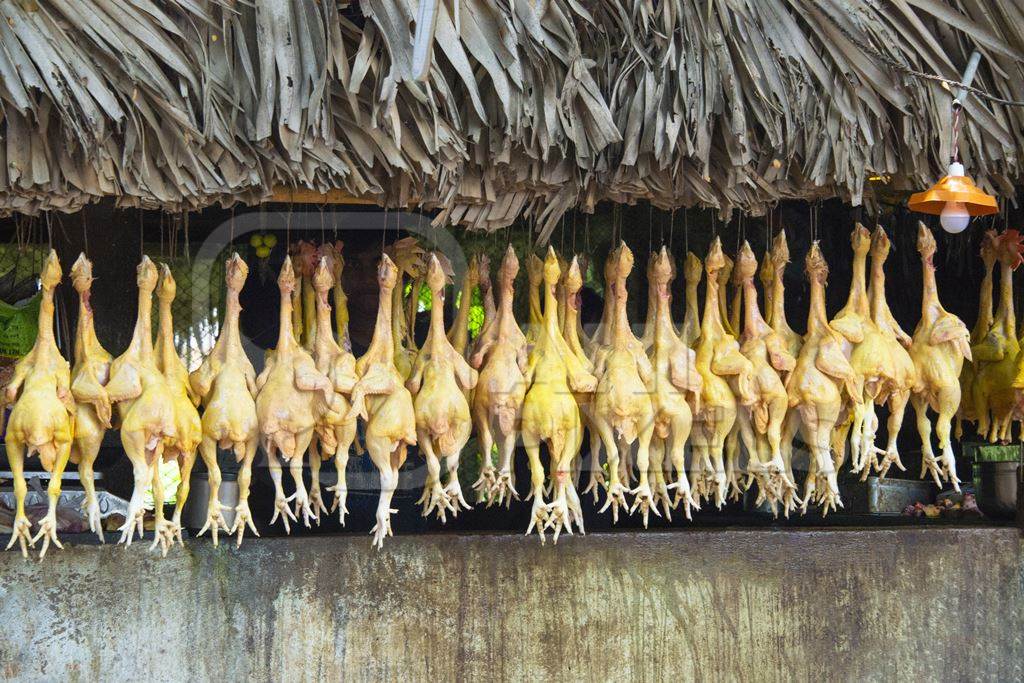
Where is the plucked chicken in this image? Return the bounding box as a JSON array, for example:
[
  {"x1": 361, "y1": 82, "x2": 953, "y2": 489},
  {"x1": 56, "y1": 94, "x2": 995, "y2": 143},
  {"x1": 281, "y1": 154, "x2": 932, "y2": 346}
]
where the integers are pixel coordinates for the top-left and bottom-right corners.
[
  {"x1": 590, "y1": 244, "x2": 658, "y2": 524},
  {"x1": 911, "y1": 223, "x2": 972, "y2": 490},
  {"x1": 151, "y1": 265, "x2": 203, "y2": 555},
  {"x1": 470, "y1": 245, "x2": 528, "y2": 505},
  {"x1": 972, "y1": 230, "x2": 1024, "y2": 443},
  {"x1": 863, "y1": 227, "x2": 916, "y2": 477},
  {"x1": 690, "y1": 238, "x2": 754, "y2": 508},
  {"x1": 307, "y1": 253, "x2": 359, "y2": 524},
  {"x1": 345, "y1": 253, "x2": 418, "y2": 548},
  {"x1": 255, "y1": 256, "x2": 334, "y2": 532},
  {"x1": 384, "y1": 237, "x2": 427, "y2": 379},
  {"x1": 3, "y1": 251, "x2": 74, "y2": 558},
  {"x1": 783, "y1": 243, "x2": 859, "y2": 514},
  {"x1": 408, "y1": 254, "x2": 479, "y2": 519},
  {"x1": 189, "y1": 253, "x2": 261, "y2": 546},
  {"x1": 521, "y1": 248, "x2": 596, "y2": 541},
  {"x1": 68, "y1": 254, "x2": 113, "y2": 542},
  {"x1": 733, "y1": 242, "x2": 797, "y2": 514},
  {"x1": 647, "y1": 247, "x2": 702, "y2": 518},
  {"x1": 957, "y1": 230, "x2": 997, "y2": 437},
  {"x1": 105, "y1": 256, "x2": 176, "y2": 546},
  {"x1": 524, "y1": 252, "x2": 545, "y2": 347}
]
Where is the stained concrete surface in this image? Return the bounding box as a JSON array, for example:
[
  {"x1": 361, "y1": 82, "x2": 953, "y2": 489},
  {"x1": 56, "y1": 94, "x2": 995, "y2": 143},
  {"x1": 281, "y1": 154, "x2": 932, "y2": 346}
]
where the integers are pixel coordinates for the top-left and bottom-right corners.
[{"x1": 0, "y1": 528, "x2": 1021, "y2": 682}]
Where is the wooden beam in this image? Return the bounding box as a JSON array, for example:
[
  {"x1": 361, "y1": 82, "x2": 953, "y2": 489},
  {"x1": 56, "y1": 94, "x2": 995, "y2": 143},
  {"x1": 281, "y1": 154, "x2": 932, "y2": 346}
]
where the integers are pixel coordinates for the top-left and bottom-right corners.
[{"x1": 270, "y1": 187, "x2": 378, "y2": 205}]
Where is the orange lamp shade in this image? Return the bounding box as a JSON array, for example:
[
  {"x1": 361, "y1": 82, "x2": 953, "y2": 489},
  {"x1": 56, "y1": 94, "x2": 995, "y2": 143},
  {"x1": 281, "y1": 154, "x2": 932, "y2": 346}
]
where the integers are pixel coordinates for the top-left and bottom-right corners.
[{"x1": 908, "y1": 164, "x2": 998, "y2": 217}]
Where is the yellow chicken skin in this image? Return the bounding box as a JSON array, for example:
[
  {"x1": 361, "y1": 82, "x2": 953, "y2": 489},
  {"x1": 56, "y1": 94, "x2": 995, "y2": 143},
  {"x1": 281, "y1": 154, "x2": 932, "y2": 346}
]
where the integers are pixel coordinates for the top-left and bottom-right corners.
[
  {"x1": 346, "y1": 253, "x2": 417, "y2": 548},
  {"x1": 911, "y1": 223, "x2": 971, "y2": 491},
  {"x1": 298, "y1": 241, "x2": 319, "y2": 351},
  {"x1": 150, "y1": 264, "x2": 203, "y2": 555},
  {"x1": 384, "y1": 237, "x2": 427, "y2": 380},
  {"x1": 782, "y1": 243, "x2": 859, "y2": 515},
  {"x1": 863, "y1": 226, "x2": 917, "y2": 478},
  {"x1": 957, "y1": 230, "x2": 997, "y2": 437},
  {"x1": 524, "y1": 252, "x2": 545, "y2": 348},
  {"x1": 679, "y1": 252, "x2": 702, "y2": 348},
  {"x1": 764, "y1": 231, "x2": 802, "y2": 359},
  {"x1": 3, "y1": 250, "x2": 74, "y2": 558},
  {"x1": 559, "y1": 257, "x2": 605, "y2": 501},
  {"x1": 648, "y1": 247, "x2": 702, "y2": 519},
  {"x1": 408, "y1": 253, "x2": 479, "y2": 520},
  {"x1": 973, "y1": 230, "x2": 1024, "y2": 443},
  {"x1": 733, "y1": 242, "x2": 797, "y2": 516},
  {"x1": 691, "y1": 238, "x2": 755, "y2": 508},
  {"x1": 255, "y1": 256, "x2": 334, "y2": 532},
  {"x1": 828, "y1": 224, "x2": 876, "y2": 476},
  {"x1": 447, "y1": 254, "x2": 480, "y2": 357},
  {"x1": 106, "y1": 256, "x2": 177, "y2": 547},
  {"x1": 189, "y1": 253, "x2": 261, "y2": 546},
  {"x1": 68, "y1": 254, "x2": 113, "y2": 542},
  {"x1": 308, "y1": 253, "x2": 359, "y2": 526},
  {"x1": 521, "y1": 248, "x2": 597, "y2": 542},
  {"x1": 590, "y1": 243, "x2": 659, "y2": 525},
  {"x1": 320, "y1": 241, "x2": 353, "y2": 352},
  {"x1": 470, "y1": 245, "x2": 528, "y2": 507}
]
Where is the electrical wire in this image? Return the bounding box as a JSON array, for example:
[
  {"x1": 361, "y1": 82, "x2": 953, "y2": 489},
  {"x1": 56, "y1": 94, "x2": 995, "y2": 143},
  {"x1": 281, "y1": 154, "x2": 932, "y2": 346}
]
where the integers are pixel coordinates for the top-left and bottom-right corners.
[{"x1": 821, "y1": 11, "x2": 1024, "y2": 108}]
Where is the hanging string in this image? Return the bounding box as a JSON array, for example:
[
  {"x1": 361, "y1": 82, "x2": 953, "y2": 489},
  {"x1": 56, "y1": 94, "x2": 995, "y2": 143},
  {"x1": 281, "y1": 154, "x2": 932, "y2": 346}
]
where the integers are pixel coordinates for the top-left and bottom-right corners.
[
  {"x1": 572, "y1": 210, "x2": 577, "y2": 254},
  {"x1": 320, "y1": 203, "x2": 327, "y2": 246},
  {"x1": 382, "y1": 206, "x2": 388, "y2": 252},
  {"x1": 139, "y1": 209, "x2": 144, "y2": 259},
  {"x1": 184, "y1": 211, "x2": 191, "y2": 264},
  {"x1": 229, "y1": 204, "x2": 235, "y2": 246},
  {"x1": 45, "y1": 212, "x2": 52, "y2": 250},
  {"x1": 669, "y1": 208, "x2": 675, "y2": 252},
  {"x1": 81, "y1": 211, "x2": 89, "y2": 257},
  {"x1": 585, "y1": 213, "x2": 591, "y2": 255},
  {"x1": 287, "y1": 202, "x2": 293, "y2": 249},
  {"x1": 684, "y1": 208, "x2": 689, "y2": 253},
  {"x1": 648, "y1": 203, "x2": 653, "y2": 254}
]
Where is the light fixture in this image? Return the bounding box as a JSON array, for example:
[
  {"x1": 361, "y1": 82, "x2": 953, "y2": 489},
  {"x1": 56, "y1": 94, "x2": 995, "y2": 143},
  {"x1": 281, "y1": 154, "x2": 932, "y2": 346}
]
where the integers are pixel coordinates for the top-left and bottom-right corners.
[
  {"x1": 908, "y1": 51, "x2": 999, "y2": 233},
  {"x1": 908, "y1": 161, "x2": 997, "y2": 233}
]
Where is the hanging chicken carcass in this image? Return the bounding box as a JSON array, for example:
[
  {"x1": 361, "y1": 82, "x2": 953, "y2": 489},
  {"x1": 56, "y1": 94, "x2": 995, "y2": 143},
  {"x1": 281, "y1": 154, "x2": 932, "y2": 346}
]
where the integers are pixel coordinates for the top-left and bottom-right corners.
[
  {"x1": 346, "y1": 253, "x2": 418, "y2": 548},
  {"x1": 189, "y1": 253, "x2": 261, "y2": 546},
  {"x1": 68, "y1": 254, "x2": 113, "y2": 542},
  {"x1": 3, "y1": 251, "x2": 74, "y2": 558}
]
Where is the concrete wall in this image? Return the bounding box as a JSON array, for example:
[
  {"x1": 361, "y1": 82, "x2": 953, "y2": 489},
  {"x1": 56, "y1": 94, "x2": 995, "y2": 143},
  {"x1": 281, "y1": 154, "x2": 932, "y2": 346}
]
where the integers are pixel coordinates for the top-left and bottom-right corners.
[{"x1": 0, "y1": 528, "x2": 1021, "y2": 682}]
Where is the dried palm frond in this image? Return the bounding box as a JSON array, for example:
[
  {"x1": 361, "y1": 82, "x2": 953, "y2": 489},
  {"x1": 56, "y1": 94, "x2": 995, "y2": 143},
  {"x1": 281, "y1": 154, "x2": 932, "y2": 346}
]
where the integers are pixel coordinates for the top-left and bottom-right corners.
[{"x1": 0, "y1": 0, "x2": 1021, "y2": 238}]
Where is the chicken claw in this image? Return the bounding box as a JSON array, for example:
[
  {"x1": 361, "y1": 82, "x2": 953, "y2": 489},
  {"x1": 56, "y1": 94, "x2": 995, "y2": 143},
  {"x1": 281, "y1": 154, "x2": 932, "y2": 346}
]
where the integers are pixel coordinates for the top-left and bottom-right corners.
[
  {"x1": 150, "y1": 518, "x2": 177, "y2": 557},
  {"x1": 370, "y1": 508, "x2": 397, "y2": 550},
  {"x1": 472, "y1": 466, "x2": 497, "y2": 503},
  {"x1": 629, "y1": 483, "x2": 660, "y2": 528},
  {"x1": 229, "y1": 501, "x2": 259, "y2": 548},
  {"x1": 33, "y1": 514, "x2": 64, "y2": 559},
  {"x1": 544, "y1": 495, "x2": 573, "y2": 544},
  {"x1": 326, "y1": 483, "x2": 350, "y2": 526},
  {"x1": 421, "y1": 482, "x2": 453, "y2": 520},
  {"x1": 118, "y1": 503, "x2": 147, "y2": 547},
  {"x1": 308, "y1": 484, "x2": 329, "y2": 524},
  {"x1": 599, "y1": 482, "x2": 629, "y2": 524},
  {"x1": 83, "y1": 496, "x2": 105, "y2": 543},
  {"x1": 651, "y1": 481, "x2": 673, "y2": 521},
  {"x1": 444, "y1": 480, "x2": 472, "y2": 516},
  {"x1": 668, "y1": 479, "x2": 699, "y2": 519},
  {"x1": 197, "y1": 499, "x2": 230, "y2": 546},
  {"x1": 525, "y1": 493, "x2": 550, "y2": 543},
  {"x1": 6, "y1": 515, "x2": 34, "y2": 558},
  {"x1": 874, "y1": 448, "x2": 906, "y2": 479},
  {"x1": 270, "y1": 493, "x2": 298, "y2": 533},
  {"x1": 582, "y1": 467, "x2": 606, "y2": 504},
  {"x1": 288, "y1": 488, "x2": 314, "y2": 528}
]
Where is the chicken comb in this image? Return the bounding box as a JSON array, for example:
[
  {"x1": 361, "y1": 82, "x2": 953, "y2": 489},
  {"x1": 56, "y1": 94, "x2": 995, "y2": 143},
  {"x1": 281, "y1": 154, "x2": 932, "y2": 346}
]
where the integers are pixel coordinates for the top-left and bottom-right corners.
[{"x1": 996, "y1": 229, "x2": 1024, "y2": 270}]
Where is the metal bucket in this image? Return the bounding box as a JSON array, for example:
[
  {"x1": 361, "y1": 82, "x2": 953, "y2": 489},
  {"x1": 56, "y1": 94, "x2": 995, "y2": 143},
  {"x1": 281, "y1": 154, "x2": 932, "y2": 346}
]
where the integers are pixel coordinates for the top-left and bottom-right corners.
[{"x1": 973, "y1": 462, "x2": 1020, "y2": 520}]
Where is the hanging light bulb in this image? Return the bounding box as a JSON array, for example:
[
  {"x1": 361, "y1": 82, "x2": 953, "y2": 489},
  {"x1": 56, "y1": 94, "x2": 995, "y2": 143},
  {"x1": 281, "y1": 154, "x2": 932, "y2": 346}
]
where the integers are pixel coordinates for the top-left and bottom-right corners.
[
  {"x1": 909, "y1": 160, "x2": 997, "y2": 231},
  {"x1": 939, "y1": 200, "x2": 970, "y2": 234}
]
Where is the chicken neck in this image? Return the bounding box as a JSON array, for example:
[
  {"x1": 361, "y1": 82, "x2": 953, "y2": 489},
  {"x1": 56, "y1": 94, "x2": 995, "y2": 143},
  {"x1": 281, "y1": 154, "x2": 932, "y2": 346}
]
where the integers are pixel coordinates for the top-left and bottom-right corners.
[
  {"x1": 701, "y1": 269, "x2": 727, "y2": 339},
  {"x1": 74, "y1": 286, "x2": 103, "y2": 366}
]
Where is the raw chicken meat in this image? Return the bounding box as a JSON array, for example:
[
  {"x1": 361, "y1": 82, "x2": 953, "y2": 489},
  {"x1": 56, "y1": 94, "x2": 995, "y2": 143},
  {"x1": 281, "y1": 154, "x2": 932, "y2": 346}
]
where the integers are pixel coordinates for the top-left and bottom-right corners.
[
  {"x1": 105, "y1": 256, "x2": 177, "y2": 546},
  {"x1": 151, "y1": 264, "x2": 203, "y2": 555},
  {"x1": 68, "y1": 254, "x2": 113, "y2": 542},
  {"x1": 911, "y1": 223, "x2": 972, "y2": 490},
  {"x1": 3, "y1": 251, "x2": 74, "y2": 557},
  {"x1": 346, "y1": 253, "x2": 417, "y2": 548},
  {"x1": 470, "y1": 245, "x2": 528, "y2": 506},
  {"x1": 408, "y1": 254, "x2": 479, "y2": 520},
  {"x1": 189, "y1": 253, "x2": 261, "y2": 546},
  {"x1": 956, "y1": 230, "x2": 997, "y2": 437},
  {"x1": 521, "y1": 248, "x2": 596, "y2": 542},
  {"x1": 255, "y1": 256, "x2": 334, "y2": 532}
]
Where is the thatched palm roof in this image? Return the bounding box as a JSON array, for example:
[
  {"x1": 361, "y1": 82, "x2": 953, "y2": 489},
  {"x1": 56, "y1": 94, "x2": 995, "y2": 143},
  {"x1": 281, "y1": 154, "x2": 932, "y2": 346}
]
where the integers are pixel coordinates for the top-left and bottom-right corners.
[{"x1": 1, "y1": 0, "x2": 1023, "y2": 236}]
